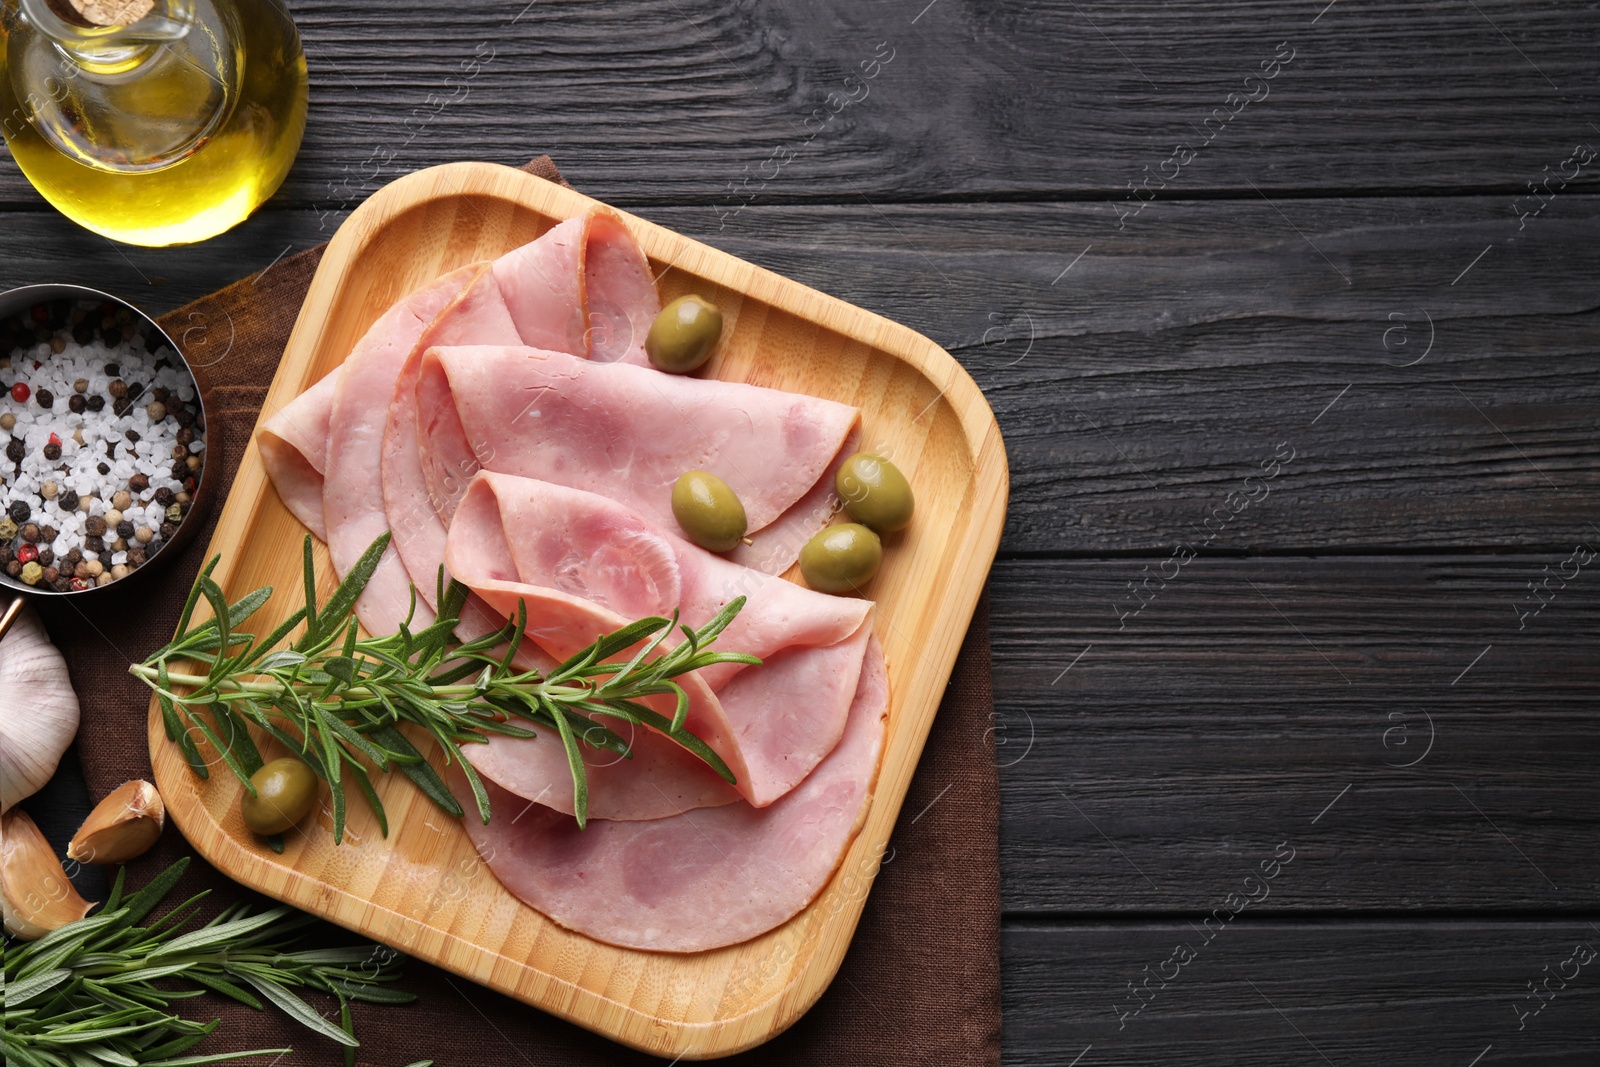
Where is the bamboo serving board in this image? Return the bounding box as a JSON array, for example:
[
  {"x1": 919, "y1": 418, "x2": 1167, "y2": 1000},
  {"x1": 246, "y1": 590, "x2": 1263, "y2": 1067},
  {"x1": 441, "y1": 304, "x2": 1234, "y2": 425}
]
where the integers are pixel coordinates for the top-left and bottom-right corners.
[{"x1": 147, "y1": 162, "x2": 1008, "y2": 1058}]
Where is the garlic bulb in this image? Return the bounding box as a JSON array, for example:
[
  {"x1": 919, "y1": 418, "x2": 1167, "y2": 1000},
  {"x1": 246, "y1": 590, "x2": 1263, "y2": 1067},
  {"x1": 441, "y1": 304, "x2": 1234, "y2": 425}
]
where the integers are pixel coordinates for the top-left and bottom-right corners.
[
  {"x1": 0, "y1": 601, "x2": 81, "y2": 812},
  {"x1": 1, "y1": 807, "x2": 94, "y2": 939}
]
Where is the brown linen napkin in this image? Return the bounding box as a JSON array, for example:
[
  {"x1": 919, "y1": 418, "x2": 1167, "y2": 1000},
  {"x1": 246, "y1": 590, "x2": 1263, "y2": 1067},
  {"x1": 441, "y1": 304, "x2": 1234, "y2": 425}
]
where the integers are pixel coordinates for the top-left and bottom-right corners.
[{"x1": 42, "y1": 157, "x2": 1000, "y2": 1066}]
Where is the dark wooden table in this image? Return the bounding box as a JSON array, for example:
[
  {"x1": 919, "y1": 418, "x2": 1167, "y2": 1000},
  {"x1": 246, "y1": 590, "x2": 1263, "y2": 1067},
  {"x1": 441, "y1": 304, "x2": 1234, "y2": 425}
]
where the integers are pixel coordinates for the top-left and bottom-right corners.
[{"x1": 7, "y1": 2, "x2": 1599, "y2": 1063}]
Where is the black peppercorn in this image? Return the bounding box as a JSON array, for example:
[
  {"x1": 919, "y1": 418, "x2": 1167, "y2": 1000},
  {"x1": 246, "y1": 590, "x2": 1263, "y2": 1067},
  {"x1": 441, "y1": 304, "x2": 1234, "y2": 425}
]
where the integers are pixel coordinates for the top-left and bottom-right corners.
[
  {"x1": 104, "y1": 362, "x2": 120, "y2": 375},
  {"x1": 20, "y1": 523, "x2": 40, "y2": 542},
  {"x1": 5, "y1": 439, "x2": 23, "y2": 462},
  {"x1": 35, "y1": 388, "x2": 53, "y2": 409},
  {"x1": 153, "y1": 487, "x2": 175, "y2": 506},
  {"x1": 159, "y1": 522, "x2": 176, "y2": 540},
  {"x1": 84, "y1": 535, "x2": 105, "y2": 554},
  {"x1": 97, "y1": 462, "x2": 110, "y2": 475},
  {"x1": 116, "y1": 520, "x2": 135, "y2": 540},
  {"x1": 85, "y1": 515, "x2": 107, "y2": 536},
  {"x1": 108, "y1": 379, "x2": 128, "y2": 399},
  {"x1": 151, "y1": 387, "x2": 169, "y2": 403},
  {"x1": 129, "y1": 472, "x2": 149, "y2": 492},
  {"x1": 127, "y1": 381, "x2": 144, "y2": 401},
  {"x1": 176, "y1": 427, "x2": 195, "y2": 446},
  {"x1": 37, "y1": 548, "x2": 53, "y2": 567},
  {"x1": 126, "y1": 546, "x2": 146, "y2": 566},
  {"x1": 112, "y1": 397, "x2": 131, "y2": 416},
  {"x1": 86, "y1": 395, "x2": 105, "y2": 412},
  {"x1": 7, "y1": 500, "x2": 29, "y2": 522},
  {"x1": 170, "y1": 460, "x2": 189, "y2": 480},
  {"x1": 58, "y1": 489, "x2": 78, "y2": 510},
  {"x1": 67, "y1": 394, "x2": 86, "y2": 414},
  {"x1": 5, "y1": 559, "x2": 19, "y2": 577},
  {"x1": 125, "y1": 428, "x2": 141, "y2": 443},
  {"x1": 39, "y1": 525, "x2": 55, "y2": 543},
  {"x1": 42, "y1": 442, "x2": 60, "y2": 461}
]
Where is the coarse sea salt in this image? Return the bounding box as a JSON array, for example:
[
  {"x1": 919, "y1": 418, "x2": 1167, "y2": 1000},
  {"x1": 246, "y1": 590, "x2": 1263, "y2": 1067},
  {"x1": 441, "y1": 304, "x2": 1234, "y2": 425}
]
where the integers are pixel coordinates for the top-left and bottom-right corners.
[{"x1": 2, "y1": 300, "x2": 206, "y2": 592}]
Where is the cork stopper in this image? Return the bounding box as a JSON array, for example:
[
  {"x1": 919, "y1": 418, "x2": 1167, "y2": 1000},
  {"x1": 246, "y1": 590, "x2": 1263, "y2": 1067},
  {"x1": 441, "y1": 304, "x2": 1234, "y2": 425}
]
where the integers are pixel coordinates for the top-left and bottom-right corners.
[{"x1": 55, "y1": 0, "x2": 156, "y2": 26}]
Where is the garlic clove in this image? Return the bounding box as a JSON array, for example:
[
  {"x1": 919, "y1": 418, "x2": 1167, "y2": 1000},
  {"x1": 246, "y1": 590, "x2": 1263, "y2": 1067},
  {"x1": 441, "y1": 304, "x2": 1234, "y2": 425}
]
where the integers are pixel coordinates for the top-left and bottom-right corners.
[
  {"x1": 1, "y1": 808, "x2": 94, "y2": 940},
  {"x1": 67, "y1": 779, "x2": 166, "y2": 865}
]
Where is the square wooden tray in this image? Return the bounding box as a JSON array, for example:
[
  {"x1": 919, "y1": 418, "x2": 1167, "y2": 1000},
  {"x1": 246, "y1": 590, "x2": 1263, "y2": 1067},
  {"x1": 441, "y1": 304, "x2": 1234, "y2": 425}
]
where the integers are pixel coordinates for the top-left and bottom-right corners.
[{"x1": 147, "y1": 162, "x2": 1007, "y2": 1058}]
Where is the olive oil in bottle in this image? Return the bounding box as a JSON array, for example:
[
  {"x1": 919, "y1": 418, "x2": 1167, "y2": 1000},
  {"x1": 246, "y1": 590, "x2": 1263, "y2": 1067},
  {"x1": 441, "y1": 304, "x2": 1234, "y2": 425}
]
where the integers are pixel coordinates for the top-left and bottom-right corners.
[{"x1": 0, "y1": 0, "x2": 308, "y2": 246}]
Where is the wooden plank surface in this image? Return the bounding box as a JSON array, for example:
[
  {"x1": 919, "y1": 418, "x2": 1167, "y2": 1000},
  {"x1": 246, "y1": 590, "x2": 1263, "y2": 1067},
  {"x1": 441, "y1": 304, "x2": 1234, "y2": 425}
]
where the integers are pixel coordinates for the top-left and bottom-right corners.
[
  {"x1": 989, "y1": 556, "x2": 1600, "y2": 912},
  {"x1": 1003, "y1": 921, "x2": 1600, "y2": 1065},
  {"x1": 2, "y1": 1, "x2": 1598, "y2": 207}
]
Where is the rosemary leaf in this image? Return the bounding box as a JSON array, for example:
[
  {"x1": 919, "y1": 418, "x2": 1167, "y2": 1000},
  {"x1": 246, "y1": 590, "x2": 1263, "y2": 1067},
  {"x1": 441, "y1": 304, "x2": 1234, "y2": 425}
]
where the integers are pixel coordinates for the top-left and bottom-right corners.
[{"x1": 1, "y1": 862, "x2": 411, "y2": 1065}]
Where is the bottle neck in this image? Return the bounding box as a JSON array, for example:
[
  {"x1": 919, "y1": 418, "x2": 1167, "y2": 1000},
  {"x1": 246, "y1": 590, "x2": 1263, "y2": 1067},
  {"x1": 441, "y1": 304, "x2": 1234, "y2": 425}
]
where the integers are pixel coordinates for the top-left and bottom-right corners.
[{"x1": 14, "y1": 0, "x2": 195, "y2": 72}]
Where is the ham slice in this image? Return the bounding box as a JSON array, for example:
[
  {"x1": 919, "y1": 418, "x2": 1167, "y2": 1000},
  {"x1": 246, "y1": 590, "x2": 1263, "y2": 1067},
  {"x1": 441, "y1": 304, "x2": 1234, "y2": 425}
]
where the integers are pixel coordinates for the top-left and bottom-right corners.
[
  {"x1": 415, "y1": 345, "x2": 859, "y2": 571},
  {"x1": 419, "y1": 207, "x2": 658, "y2": 372},
  {"x1": 463, "y1": 718, "x2": 742, "y2": 822},
  {"x1": 453, "y1": 634, "x2": 888, "y2": 953},
  {"x1": 321, "y1": 264, "x2": 486, "y2": 633},
  {"x1": 258, "y1": 368, "x2": 339, "y2": 541},
  {"x1": 444, "y1": 471, "x2": 873, "y2": 815},
  {"x1": 581, "y1": 208, "x2": 659, "y2": 364},
  {"x1": 380, "y1": 210, "x2": 658, "y2": 601},
  {"x1": 379, "y1": 264, "x2": 520, "y2": 613}
]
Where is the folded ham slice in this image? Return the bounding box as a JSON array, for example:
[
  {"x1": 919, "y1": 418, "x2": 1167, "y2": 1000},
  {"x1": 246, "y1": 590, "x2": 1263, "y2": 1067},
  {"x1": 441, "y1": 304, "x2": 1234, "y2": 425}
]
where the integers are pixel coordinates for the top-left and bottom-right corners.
[
  {"x1": 444, "y1": 471, "x2": 873, "y2": 816},
  {"x1": 320, "y1": 264, "x2": 487, "y2": 633},
  {"x1": 258, "y1": 368, "x2": 339, "y2": 541},
  {"x1": 453, "y1": 633, "x2": 888, "y2": 953},
  {"x1": 418, "y1": 207, "x2": 658, "y2": 369},
  {"x1": 380, "y1": 210, "x2": 661, "y2": 602},
  {"x1": 415, "y1": 345, "x2": 860, "y2": 572}
]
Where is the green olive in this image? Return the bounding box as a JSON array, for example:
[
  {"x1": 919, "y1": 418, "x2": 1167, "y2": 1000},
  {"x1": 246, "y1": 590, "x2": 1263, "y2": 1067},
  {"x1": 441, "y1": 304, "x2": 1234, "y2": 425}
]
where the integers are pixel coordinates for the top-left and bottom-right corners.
[
  {"x1": 836, "y1": 452, "x2": 914, "y2": 533},
  {"x1": 799, "y1": 523, "x2": 883, "y2": 594},
  {"x1": 241, "y1": 757, "x2": 319, "y2": 836},
  {"x1": 672, "y1": 469, "x2": 747, "y2": 552},
  {"x1": 646, "y1": 295, "x2": 723, "y2": 373}
]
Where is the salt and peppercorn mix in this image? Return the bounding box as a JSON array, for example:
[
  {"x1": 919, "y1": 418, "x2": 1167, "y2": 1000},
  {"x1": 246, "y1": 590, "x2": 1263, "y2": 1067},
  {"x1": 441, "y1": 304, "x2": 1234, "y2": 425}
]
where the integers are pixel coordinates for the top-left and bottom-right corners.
[{"x1": 0, "y1": 298, "x2": 204, "y2": 592}]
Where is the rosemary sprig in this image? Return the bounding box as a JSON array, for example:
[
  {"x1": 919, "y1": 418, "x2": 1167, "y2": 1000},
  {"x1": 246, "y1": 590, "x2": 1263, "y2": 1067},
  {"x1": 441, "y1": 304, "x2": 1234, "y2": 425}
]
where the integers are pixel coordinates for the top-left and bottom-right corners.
[
  {"x1": 0, "y1": 858, "x2": 412, "y2": 1067},
  {"x1": 131, "y1": 534, "x2": 756, "y2": 837}
]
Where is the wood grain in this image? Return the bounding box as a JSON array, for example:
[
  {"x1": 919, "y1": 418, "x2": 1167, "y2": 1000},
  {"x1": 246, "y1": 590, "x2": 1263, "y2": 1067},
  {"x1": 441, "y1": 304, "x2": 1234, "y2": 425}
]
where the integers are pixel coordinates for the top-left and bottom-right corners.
[
  {"x1": 3, "y1": 0, "x2": 1596, "y2": 208},
  {"x1": 989, "y1": 555, "x2": 1600, "y2": 912},
  {"x1": 1002, "y1": 920, "x2": 1600, "y2": 1066},
  {"x1": 144, "y1": 162, "x2": 1007, "y2": 1058}
]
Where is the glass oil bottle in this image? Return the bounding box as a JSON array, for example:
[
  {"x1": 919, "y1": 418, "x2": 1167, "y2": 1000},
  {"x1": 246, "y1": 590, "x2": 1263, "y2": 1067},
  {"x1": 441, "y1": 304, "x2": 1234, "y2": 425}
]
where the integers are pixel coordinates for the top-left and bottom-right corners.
[{"x1": 0, "y1": 0, "x2": 308, "y2": 246}]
